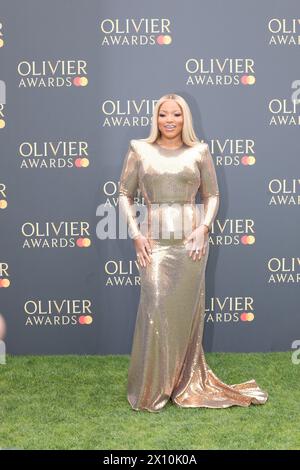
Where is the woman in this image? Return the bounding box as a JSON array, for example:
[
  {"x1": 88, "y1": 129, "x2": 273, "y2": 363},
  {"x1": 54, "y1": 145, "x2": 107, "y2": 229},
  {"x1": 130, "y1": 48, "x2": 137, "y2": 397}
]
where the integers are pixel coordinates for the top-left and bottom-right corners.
[{"x1": 119, "y1": 93, "x2": 268, "y2": 412}]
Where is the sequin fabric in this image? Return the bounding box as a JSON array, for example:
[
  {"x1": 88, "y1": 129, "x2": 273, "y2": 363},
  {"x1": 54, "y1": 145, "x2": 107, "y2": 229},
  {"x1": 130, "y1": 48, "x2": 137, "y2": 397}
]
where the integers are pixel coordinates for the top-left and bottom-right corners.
[{"x1": 119, "y1": 139, "x2": 268, "y2": 412}]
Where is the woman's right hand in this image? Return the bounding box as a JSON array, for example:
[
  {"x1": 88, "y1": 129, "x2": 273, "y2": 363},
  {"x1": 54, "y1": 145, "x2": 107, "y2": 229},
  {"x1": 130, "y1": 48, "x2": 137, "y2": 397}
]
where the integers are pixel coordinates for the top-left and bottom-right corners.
[{"x1": 134, "y1": 235, "x2": 152, "y2": 267}]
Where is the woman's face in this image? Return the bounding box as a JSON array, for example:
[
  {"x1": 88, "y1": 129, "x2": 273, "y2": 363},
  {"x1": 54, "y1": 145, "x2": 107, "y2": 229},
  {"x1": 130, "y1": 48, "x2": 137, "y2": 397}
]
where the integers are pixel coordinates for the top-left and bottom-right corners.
[{"x1": 157, "y1": 100, "x2": 184, "y2": 141}]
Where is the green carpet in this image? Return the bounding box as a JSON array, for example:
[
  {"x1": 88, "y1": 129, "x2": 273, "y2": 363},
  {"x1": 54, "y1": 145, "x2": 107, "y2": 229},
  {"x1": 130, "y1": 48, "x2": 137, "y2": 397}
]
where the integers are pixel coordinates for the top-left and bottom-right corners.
[{"x1": 0, "y1": 352, "x2": 298, "y2": 450}]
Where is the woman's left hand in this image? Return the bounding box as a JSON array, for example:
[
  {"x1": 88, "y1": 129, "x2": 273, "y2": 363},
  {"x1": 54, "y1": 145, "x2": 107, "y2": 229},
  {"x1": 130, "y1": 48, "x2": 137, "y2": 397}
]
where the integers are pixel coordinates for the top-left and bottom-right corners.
[{"x1": 183, "y1": 224, "x2": 209, "y2": 261}]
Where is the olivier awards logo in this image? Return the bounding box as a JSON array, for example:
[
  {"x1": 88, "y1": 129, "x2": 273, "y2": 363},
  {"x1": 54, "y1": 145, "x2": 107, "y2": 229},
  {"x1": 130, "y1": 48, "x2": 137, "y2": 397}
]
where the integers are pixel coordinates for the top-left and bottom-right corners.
[
  {"x1": 101, "y1": 177, "x2": 143, "y2": 209},
  {"x1": 0, "y1": 262, "x2": 10, "y2": 289},
  {"x1": 268, "y1": 18, "x2": 300, "y2": 46},
  {"x1": 205, "y1": 296, "x2": 256, "y2": 323},
  {"x1": 268, "y1": 97, "x2": 300, "y2": 125},
  {"x1": 18, "y1": 140, "x2": 90, "y2": 169},
  {"x1": 210, "y1": 219, "x2": 256, "y2": 246},
  {"x1": 267, "y1": 258, "x2": 300, "y2": 284},
  {"x1": 268, "y1": 178, "x2": 300, "y2": 205},
  {"x1": 101, "y1": 98, "x2": 157, "y2": 127},
  {"x1": 24, "y1": 299, "x2": 94, "y2": 326},
  {"x1": 185, "y1": 58, "x2": 255, "y2": 86},
  {"x1": 17, "y1": 60, "x2": 88, "y2": 88},
  {"x1": 21, "y1": 222, "x2": 91, "y2": 248},
  {"x1": 210, "y1": 139, "x2": 256, "y2": 167},
  {"x1": 104, "y1": 260, "x2": 141, "y2": 287},
  {"x1": 100, "y1": 18, "x2": 172, "y2": 46},
  {"x1": 0, "y1": 182, "x2": 7, "y2": 209},
  {"x1": 269, "y1": 81, "x2": 300, "y2": 125}
]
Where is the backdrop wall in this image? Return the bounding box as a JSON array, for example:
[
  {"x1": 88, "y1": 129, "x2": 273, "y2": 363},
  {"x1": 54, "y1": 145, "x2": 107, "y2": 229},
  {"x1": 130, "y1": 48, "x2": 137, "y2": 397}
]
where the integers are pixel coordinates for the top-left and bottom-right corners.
[{"x1": 0, "y1": 0, "x2": 299, "y2": 354}]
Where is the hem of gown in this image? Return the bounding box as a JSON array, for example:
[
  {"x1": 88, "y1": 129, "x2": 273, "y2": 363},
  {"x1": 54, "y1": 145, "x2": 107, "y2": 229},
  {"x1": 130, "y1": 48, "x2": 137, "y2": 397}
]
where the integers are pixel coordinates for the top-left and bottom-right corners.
[
  {"x1": 130, "y1": 406, "x2": 164, "y2": 413},
  {"x1": 171, "y1": 398, "x2": 267, "y2": 409},
  {"x1": 127, "y1": 397, "x2": 168, "y2": 413},
  {"x1": 127, "y1": 396, "x2": 268, "y2": 412},
  {"x1": 129, "y1": 400, "x2": 267, "y2": 412}
]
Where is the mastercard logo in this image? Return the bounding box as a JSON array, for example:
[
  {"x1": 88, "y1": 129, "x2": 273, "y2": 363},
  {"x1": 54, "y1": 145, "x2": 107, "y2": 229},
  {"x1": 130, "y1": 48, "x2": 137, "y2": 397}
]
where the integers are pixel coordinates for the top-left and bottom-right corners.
[
  {"x1": 0, "y1": 119, "x2": 6, "y2": 129},
  {"x1": 0, "y1": 279, "x2": 10, "y2": 288},
  {"x1": 78, "y1": 315, "x2": 93, "y2": 325},
  {"x1": 0, "y1": 199, "x2": 8, "y2": 209},
  {"x1": 241, "y1": 155, "x2": 256, "y2": 165},
  {"x1": 240, "y1": 75, "x2": 256, "y2": 85},
  {"x1": 72, "y1": 77, "x2": 88, "y2": 87},
  {"x1": 0, "y1": 38, "x2": 4, "y2": 48},
  {"x1": 241, "y1": 235, "x2": 255, "y2": 245},
  {"x1": 156, "y1": 35, "x2": 172, "y2": 45},
  {"x1": 76, "y1": 238, "x2": 91, "y2": 247},
  {"x1": 75, "y1": 158, "x2": 90, "y2": 168},
  {"x1": 240, "y1": 312, "x2": 255, "y2": 322}
]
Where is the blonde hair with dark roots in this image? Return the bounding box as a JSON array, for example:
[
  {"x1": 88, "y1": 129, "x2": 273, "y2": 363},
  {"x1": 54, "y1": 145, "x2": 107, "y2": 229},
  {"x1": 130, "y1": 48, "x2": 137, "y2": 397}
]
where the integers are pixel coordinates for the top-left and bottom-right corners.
[{"x1": 140, "y1": 93, "x2": 201, "y2": 148}]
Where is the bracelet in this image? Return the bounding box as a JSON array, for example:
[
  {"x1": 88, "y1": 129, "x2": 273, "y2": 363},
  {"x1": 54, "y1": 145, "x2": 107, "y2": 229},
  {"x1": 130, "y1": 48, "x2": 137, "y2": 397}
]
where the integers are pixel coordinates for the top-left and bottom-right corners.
[{"x1": 202, "y1": 224, "x2": 210, "y2": 233}]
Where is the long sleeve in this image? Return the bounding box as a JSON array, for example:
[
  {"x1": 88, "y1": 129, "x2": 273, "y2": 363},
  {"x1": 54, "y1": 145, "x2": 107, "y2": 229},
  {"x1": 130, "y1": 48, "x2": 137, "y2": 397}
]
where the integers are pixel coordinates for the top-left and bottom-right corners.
[
  {"x1": 198, "y1": 143, "x2": 220, "y2": 231},
  {"x1": 118, "y1": 140, "x2": 142, "y2": 240}
]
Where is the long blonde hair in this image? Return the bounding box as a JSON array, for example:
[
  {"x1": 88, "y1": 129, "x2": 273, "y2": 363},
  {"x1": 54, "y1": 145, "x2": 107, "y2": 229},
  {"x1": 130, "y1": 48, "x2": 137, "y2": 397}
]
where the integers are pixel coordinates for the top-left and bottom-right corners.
[{"x1": 140, "y1": 94, "x2": 201, "y2": 147}]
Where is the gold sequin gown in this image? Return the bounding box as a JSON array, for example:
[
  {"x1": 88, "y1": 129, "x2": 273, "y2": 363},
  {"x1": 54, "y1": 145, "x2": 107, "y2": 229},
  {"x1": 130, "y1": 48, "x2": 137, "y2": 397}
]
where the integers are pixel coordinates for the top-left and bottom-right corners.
[{"x1": 119, "y1": 138, "x2": 268, "y2": 412}]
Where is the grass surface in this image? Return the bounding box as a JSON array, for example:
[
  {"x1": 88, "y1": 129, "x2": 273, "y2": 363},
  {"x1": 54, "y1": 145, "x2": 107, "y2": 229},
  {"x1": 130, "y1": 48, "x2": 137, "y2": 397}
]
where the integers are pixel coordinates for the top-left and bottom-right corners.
[{"x1": 0, "y1": 352, "x2": 299, "y2": 450}]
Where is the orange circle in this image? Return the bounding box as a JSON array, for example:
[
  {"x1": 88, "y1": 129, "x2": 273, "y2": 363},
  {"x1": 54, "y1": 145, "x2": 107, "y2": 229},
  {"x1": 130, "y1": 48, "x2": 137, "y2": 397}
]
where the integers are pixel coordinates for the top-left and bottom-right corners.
[
  {"x1": 2, "y1": 279, "x2": 10, "y2": 288},
  {"x1": 164, "y1": 35, "x2": 172, "y2": 45},
  {"x1": 83, "y1": 238, "x2": 91, "y2": 247},
  {"x1": 81, "y1": 158, "x2": 89, "y2": 167},
  {"x1": 80, "y1": 77, "x2": 88, "y2": 86},
  {"x1": 247, "y1": 235, "x2": 255, "y2": 245},
  {"x1": 85, "y1": 315, "x2": 93, "y2": 325}
]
